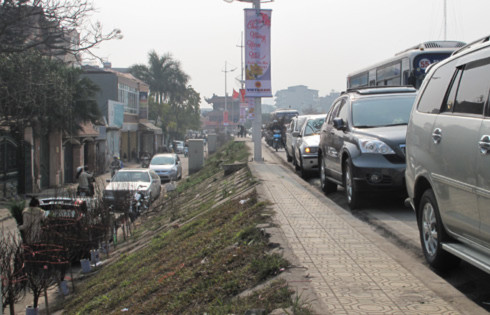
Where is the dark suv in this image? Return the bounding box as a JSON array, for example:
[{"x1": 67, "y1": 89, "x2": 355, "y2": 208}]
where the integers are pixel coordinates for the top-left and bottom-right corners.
[
  {"x1": 318, "y1": 86, "x2": 417, "y2": 209},
  {"x1": 406, "y1": 35, "x2": 490, "y2": 273}
]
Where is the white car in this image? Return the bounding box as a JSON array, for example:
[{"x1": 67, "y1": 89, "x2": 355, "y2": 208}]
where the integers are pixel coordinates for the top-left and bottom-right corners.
[
  {"x1": 285, "y1": 115, "x2": 308, "y2": 163},
  {"x1": 149, "y1": 153, "x2": 182, "y2": 182},
  {"x1": 103, "y1": 168, "x2": 161, "y2": 208},
  {"x1": 293, "y1": 114, "x2": 325, "y2": 178}
]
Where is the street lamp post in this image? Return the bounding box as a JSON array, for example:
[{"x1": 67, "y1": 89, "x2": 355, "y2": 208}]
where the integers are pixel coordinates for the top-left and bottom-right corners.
[{"x1": 225, "y1": 0, "x2": 272, "y2": 162}]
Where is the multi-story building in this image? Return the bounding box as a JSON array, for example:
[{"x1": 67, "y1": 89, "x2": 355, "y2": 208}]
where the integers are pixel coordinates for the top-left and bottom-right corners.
[{"x1": 82, "y1": 64, "x2": 162, "y2": 168}]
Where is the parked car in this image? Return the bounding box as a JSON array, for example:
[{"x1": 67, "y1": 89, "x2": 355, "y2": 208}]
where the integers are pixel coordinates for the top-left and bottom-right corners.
[
  {"x1": 103, "y1": 168, "x2": 161, "y2": 211},
  {"x1": 149, "y1": 153, "x2": 182, "y2": 182},
  {"x1": 405, "y1": 36, "x2": 490, "y2": 274},
  {"x1": 318, "y1": 86, "x2": 417, "y2": 209},
  {"x1": 293, "y1": 114, "x2": 326, "y2": 178},
  {"x1": 285, "y1": 115, "x2": 308, "y2": 163},
  {"x1": 173, "y1": 141, "x2": 185, "y2": 154}
]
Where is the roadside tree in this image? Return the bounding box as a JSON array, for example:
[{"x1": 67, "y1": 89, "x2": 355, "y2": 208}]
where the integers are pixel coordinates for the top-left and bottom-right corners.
[
  {"x1": 0, "y1": 51, "x2": 101, "y2": 194},
  {"x1": 130, "y1": 51, "x2": 201, "y2": 141},
  {"x1": 0, "y1": 0, "x2": 121, "y2": 59}
]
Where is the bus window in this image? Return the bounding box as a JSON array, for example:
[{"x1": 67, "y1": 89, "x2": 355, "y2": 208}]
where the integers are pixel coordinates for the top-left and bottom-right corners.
[
  {"x1": 376, "y1": 62, "x2": 401, "y2": 85},
  {"x1": 368, "y1": 69, "x2": 376, "y2": 86},
  {"x1": 346, "y1": 41, "x2": 465, "y2": 90},
  {"x1": 349, "y1": 72, "x2": 368, "y2": 88}
]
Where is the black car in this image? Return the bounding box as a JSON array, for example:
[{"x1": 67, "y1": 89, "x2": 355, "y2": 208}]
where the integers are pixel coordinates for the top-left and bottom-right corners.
[{"x1": 318, "y1": 87, "x2": 417, "y2": 209}]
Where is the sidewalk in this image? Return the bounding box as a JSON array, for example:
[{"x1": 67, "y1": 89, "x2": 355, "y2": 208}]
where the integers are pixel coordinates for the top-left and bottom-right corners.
[{"x1": 246, "y1": 140, "x2": 485, "y2": 315}]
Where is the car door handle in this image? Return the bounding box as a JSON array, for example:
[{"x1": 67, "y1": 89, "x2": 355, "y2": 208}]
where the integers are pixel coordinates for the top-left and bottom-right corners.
[
  {"x1": 479, "y1": 135, "x2": 490, "y2": 154},
  {"x1": 432, "y1": 128, "x2": 442, "y2": 144}
]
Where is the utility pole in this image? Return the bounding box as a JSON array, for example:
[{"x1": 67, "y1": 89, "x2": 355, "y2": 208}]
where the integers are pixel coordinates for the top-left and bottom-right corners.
[
  {"x1": 225, "y1": 0, "x2": 272, "y2": 162},
  {"x1": 251, "y1": 0, "x2": 263, "y2": 163},
  {"x1": 443, "y1": 0, "x2": 447, "y2": 40},
  {"x1": 237, "y1": 32, "x2": 244, "y2": 89}
]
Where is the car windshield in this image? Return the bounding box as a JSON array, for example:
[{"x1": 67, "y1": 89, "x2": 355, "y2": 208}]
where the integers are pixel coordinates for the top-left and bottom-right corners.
[
  {"x1": 352, "y1": 95, "x2": 416, "y2": 128},
  {"x1": 112, "y1": 171, "x2": 150, "y2": 182},
  {"x1": 151, "y1": 156, "x2": 175, "y2": 165},
  {"x1": 304, "y1": 118, "x2": 325, "y2": 136}
]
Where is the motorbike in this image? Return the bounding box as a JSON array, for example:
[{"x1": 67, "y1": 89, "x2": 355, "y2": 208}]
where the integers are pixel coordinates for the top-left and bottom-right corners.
[
  {"x1": 272, "y1": 129, "x2": 282, "y2": 152},
  {"x1": 141, "y1": 156, "x2": 150, "y2": 168},
  {"x1": 76, "y1": 168, "x2": 95, "y2": 197},
  {"x1": 129, "y1": 191, "x2": 150, "y2": 221},
  {"x1": 129, "y1": 190, "x2": 150, "y2": 222}
]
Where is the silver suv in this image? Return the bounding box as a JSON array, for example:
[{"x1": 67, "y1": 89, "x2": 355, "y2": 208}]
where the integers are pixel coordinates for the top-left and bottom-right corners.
[{"x1": 406, "y1": 35, "x2": 490, "y2": 273}]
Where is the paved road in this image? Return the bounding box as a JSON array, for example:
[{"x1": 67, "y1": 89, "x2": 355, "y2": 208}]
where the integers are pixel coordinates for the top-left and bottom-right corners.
[{"x1": 263, "y1": 142, "x2": 490, "y2": 312}]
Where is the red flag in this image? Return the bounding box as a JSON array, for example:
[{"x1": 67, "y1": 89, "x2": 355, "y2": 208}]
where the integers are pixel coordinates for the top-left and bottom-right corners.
[
  {"x1": 239, "y1": 89, "x2": 246, "y2": 102},
  {"x1": 232, "y1": 89, "x2": 239, "y2": 99}
]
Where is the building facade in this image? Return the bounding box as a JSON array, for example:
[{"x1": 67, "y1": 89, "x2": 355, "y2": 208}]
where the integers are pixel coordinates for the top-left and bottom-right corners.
[{"x1": 82, "y1": 65, "x2": 162, "y2": 165}]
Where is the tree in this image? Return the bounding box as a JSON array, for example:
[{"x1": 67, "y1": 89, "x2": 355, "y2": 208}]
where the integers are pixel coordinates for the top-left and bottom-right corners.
[
  {"x1": 130, "y1": 51, "x2": 200, "y2": 141},
  {"x1": 0, "y1": 230, "x2": 26, "y2": 315},
  {"x1": 0, "y1": 50, "x2": 101, "y2": 194},
  {"x1": 130, "y1": 51, "x2": 189, "y2": 104},
  {"x1": 0, "y1": 0, "x2": 121, "y2": 59}
]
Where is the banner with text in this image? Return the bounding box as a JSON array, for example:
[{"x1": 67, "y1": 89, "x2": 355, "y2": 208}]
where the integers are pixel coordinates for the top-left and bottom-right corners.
[{"x1": 244, "y1": 9, "x2": 272, "y2": 98}]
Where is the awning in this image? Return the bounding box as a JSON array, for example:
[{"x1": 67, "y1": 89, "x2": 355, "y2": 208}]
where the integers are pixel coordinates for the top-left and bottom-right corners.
[{"x1": 139, "y1": 121, "x2": 163, "y2": 135}]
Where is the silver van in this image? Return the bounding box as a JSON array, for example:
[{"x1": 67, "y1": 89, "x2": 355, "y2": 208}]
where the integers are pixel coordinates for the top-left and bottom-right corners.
[{"x1": 405, "y1": 35, "x2": 490, "y2": 273}]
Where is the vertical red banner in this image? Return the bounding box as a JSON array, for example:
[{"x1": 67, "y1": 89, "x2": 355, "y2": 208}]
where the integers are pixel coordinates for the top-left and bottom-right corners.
[{"x1": 223, "y1": 110, "x2": 229, "y2": 126}]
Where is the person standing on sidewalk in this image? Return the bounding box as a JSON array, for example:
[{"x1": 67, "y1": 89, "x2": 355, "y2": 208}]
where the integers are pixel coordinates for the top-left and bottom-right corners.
[{"x1": 19, "y1": 196, "x2": 46, "y2": 244}]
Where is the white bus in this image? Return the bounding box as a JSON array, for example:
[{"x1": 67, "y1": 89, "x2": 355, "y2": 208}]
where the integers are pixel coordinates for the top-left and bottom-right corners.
[{"x1": 346, "y1": 41, "x2": 466, "y2": 89}]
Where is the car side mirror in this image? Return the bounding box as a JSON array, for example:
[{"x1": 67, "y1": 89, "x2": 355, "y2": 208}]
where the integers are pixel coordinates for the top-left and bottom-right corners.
[
  {"x1": 106, "y1": 179, "x2": 111, "y2": 183},
  {"x1": 333, "y1": 118, "x2": 346, "y2": 130},
  {"x1": 292, "y1": 131, "x2": 300, "y2": 137}
]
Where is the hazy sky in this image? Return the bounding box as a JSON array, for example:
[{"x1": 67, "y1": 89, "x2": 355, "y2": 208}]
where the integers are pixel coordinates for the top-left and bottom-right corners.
[{"x1": 91, "y1": 0, "x2": 490, "y2": 107}]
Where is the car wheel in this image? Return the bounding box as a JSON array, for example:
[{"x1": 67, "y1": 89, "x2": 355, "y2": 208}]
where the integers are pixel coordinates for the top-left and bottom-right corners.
[
  {"x1": 320, "y1": 156, "x2": 337, "y2": 193},
  {"x1": 286, "y1": 148, "x2": 292, "y2": 162},
  {"x1": 300, "y1": 157, "x2": 308, "y2": 179},
  {"x1": 344, "y1": 158, "x2": 360, "y2": 209},
  {"x1": 419, "y1": 189, "x2": 459, "y2": 270},
  {"x1": 294, "y1": 152, "x2": 300, "y2": 170}
]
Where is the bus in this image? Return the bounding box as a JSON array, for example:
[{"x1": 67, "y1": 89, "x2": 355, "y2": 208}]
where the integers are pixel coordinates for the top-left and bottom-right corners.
[{"x1": 346, "y1": 41, "x2": 466, "y2": 90}]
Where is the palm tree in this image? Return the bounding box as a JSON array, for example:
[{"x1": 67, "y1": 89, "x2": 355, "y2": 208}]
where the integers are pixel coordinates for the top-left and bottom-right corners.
[{"x1": 130, "y1": 51, "x2": 189, "y2": 104}]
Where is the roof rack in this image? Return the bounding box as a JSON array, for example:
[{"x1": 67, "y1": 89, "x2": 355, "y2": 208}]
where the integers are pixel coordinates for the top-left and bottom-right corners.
[
  {"x1": 452, "y1": 35, "x2": 490, "y2": 56},
  {"x1": 395, "y1": 41, "x2": 466, "y2": 56},
  {"x1": 346, "y1": 86, "x2": 417, "y2": 95}
]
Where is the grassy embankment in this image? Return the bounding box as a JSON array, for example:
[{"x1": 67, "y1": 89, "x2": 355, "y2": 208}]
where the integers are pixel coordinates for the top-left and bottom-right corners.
[{"x1": 62, "y1": 141, "x2": 311, "y2": 314}]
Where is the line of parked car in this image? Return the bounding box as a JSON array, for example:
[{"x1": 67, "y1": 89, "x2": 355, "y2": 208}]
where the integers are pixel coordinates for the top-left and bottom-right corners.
[{"x1": 281, "y1": 36, "x2": 490, "y2": 276}]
